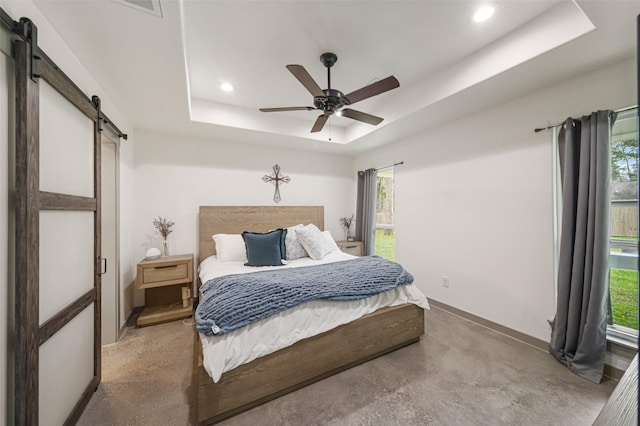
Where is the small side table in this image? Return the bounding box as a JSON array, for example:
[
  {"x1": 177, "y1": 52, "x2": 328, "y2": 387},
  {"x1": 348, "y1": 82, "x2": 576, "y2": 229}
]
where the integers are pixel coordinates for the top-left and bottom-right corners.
[
  {"x1": 337, "y1": 240, "x2": 364, "y2": 256},
  {"x1": 136, "y1": 253, "x2": 193, "y2": 326}
]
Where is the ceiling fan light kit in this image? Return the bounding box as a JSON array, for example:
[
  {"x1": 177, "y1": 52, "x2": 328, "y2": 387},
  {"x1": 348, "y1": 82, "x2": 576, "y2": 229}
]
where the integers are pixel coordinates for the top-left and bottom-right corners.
[{"x1": 260, "y1": 52, "x2": 399, "y2": 133}]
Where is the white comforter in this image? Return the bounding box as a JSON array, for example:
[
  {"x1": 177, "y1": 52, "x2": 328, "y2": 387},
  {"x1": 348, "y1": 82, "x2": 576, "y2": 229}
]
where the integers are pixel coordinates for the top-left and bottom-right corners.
[{"x1": 198, "y1": 251, "x2": 429, "y2": 382}]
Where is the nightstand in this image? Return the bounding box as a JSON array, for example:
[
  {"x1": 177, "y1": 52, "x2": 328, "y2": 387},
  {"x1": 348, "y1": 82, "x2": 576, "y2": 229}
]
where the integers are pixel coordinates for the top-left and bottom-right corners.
[
  {"x1": 337, "y1": 240, "x2": 364, "y2": 256},
  {"x1": 136, "y1": 253, "x2": 194, "y2": 326}
]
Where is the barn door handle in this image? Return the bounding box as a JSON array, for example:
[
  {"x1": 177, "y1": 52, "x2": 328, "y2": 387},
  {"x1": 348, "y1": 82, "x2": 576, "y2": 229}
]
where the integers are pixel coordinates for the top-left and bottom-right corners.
[{"x1": 98, "y1": 258, "x2": 107, "y2": 275}]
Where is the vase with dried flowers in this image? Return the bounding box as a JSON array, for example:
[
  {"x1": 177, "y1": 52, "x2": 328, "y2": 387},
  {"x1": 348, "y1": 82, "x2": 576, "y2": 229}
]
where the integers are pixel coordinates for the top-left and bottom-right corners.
[
  {"x1": 153, "y1": 216, "x2": 175, "y2": 256},
  {"x1": 339, "y1": 214, "x2": 355, "y2": 241}
]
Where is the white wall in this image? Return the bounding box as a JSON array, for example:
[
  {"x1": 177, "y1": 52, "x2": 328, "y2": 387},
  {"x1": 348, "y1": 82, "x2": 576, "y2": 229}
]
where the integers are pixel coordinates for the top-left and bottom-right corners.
[
  {"x1": 354, "y1": 59, "x2": 636, "y2": 342},
  {"x1": 133, "y1": 130, "x2": 355, "y2": 305},
  {"x1": 0, "y1": 1, "x2": 136, "y2": 422}
]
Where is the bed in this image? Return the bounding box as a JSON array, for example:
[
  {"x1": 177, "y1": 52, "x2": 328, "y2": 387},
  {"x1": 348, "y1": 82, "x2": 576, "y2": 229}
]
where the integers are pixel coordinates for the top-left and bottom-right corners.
[{"x1": 193, "y1": 206, "x2": 427, "y2": 425}]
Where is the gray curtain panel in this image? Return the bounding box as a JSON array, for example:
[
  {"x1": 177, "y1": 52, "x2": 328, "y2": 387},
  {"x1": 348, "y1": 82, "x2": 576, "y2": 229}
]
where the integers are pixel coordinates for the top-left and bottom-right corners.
[
  {"x1": 355, "y1": 168, "x2": 377, "y2": 255},
  {"x1": 549, "y1": 110, "x2": 616, "y2": 384}
]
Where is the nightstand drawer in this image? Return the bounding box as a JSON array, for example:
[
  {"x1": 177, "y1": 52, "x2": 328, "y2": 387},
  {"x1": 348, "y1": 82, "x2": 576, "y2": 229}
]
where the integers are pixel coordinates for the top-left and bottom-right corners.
[
  {"x1": 143, "y1": 263, "x2": 188, "y2": 284},
  {"x1": 337, "y1": 241, "x2": 363, "y2": 256}
]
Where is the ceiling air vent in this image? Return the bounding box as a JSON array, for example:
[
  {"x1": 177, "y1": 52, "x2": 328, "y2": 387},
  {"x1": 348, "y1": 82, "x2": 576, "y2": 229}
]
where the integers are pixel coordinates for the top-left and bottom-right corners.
[{"x1": 113, "y1": 0, "x2": 163, "y2": 18}]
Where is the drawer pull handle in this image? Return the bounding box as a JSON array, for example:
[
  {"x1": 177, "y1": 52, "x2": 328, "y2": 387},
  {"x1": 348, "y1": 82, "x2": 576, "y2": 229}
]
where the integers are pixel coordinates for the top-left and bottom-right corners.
[{"x1": 155, "y1": 265, "x2": 178, "y2": 269}]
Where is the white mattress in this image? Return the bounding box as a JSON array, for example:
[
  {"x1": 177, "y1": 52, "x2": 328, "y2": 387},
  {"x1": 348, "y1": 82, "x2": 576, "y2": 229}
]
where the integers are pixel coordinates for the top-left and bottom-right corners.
[{"x1": 198, "y1": 251, "x2": 430, "y2": 382}]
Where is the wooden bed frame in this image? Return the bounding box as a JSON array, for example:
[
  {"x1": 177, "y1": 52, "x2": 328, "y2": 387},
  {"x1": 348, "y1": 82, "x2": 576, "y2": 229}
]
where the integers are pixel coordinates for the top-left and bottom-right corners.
[{"x1": 194, "y1": 206, "x2": 425, "y2": 425}]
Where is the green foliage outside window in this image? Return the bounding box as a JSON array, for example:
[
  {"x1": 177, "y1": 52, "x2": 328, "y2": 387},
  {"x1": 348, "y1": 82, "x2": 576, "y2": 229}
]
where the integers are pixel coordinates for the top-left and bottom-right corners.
[
  {"x1": 611, "y1": 138, "x2": 638, "y2": 182},
  {"x1": 374, "y1": 228, "x2": 395, "y2": 261},
  {"x1": 610, "y1": 267, "x2": 639, "y2": 330},
  {"x1": 376, "y1": 177, "x2": 387, "y2": 211}
]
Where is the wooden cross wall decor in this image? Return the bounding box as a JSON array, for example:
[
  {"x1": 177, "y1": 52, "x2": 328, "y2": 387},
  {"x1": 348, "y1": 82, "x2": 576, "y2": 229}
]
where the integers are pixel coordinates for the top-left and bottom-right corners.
[{"x1": 262, "y1": 164, "x2": 291, "y2": 204}]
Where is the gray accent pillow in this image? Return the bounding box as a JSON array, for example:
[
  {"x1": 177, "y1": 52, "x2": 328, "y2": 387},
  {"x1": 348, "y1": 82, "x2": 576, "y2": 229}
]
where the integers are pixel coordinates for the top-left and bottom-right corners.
[
  {"x1": 296, "y1": 224, "x2": 334, "y2": 260},
  {"x1": 285, "y1": 224, "x2": 308, "y2": 260}
]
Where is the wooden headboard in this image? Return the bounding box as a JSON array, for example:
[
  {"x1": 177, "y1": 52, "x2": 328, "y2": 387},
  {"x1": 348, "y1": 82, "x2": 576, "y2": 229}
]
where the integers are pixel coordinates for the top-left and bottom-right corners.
[{"x1": 198, "y1": 206, "x2": 324, "y2": 262}]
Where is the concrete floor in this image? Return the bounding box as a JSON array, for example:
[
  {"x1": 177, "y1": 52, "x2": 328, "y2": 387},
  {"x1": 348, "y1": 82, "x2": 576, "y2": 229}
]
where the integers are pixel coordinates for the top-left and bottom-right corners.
[{"x1": 78, "y1": 307, "x2": 616, "y2": 425}]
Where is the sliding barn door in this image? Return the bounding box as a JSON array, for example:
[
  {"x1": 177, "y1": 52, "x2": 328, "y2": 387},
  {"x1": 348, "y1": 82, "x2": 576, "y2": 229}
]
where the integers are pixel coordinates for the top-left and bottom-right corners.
[{"x1": 14, "y1": 36, "x2": 102, "y2": 425}]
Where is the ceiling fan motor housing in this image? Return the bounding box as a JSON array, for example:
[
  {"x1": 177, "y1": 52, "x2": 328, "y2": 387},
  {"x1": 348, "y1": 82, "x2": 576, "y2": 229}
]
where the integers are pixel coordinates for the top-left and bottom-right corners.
[{"x1": 314, "y1": 88, "x2": 348, "y2": 114}]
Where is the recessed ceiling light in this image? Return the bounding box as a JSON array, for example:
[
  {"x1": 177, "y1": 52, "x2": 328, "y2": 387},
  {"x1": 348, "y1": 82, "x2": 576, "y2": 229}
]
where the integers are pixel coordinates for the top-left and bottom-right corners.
[
  {"x1": 473, "y1": 5, "x2": 495, "y2": 22},
  {"x1": 220, "y1": 82, "x2": 234, "y2": 92}
]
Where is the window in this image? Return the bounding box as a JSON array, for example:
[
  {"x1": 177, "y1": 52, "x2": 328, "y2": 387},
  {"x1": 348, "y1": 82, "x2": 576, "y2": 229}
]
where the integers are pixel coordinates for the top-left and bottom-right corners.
[
  {"x1": 609, "y1": 108, "x2": 639, "y2": 340},
  {"x1": 375, "y1": 167, "x2": 395, "y2": 260}
]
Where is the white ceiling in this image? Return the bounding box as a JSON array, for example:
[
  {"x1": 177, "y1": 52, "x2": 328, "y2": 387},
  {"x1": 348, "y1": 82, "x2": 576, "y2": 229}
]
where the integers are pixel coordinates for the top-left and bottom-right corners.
[{"x1": 32, "y1": 0, "x2": 640, "y2": 154}]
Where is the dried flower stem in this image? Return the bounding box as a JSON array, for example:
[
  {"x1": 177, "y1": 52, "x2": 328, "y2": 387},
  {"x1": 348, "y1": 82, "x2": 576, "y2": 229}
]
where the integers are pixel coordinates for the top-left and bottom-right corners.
[
  {"x1": 339, "y1": 214, "x2": 355, "y2": 231},
  {"x1": 153, "y1": 216, "x2": 175, "y2": 239}
]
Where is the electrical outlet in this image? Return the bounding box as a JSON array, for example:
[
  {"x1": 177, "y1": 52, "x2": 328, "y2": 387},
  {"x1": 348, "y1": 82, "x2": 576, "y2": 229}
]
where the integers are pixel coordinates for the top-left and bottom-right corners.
[{"x1": 442, "y1": 276, "x2": 450, "y2": 288}]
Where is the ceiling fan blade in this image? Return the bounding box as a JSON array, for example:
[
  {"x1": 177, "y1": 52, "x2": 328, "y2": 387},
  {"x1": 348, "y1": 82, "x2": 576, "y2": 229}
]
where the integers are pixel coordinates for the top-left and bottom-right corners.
[
  {"x1": 311, "y1": 114, "x2": 329, "y2": 133},
  {"x1": 340, "y1": 108, "x2": 384, "y2": 125},
  {"x1": 286, "y1": 65, "x2": 325, "y2": 98},
  {"x1": 344, "y1": 75, "x2": 400, "y2": 105},
  {"x1": 259, "y1": 106, "x2": 314, "y2": 112}
]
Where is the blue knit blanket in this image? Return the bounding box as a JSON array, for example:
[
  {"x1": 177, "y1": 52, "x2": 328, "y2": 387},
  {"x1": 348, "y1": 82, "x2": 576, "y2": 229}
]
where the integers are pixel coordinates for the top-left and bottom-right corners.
[{"x1": 195, "y1": 256, "x2": 414, "y2": 336}]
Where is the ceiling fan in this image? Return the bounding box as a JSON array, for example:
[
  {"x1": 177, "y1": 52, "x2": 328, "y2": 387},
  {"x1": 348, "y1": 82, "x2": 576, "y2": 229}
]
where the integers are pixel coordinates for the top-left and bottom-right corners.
[{"x1": 259, "y1": 52, "x2": 400, "y2": 133}]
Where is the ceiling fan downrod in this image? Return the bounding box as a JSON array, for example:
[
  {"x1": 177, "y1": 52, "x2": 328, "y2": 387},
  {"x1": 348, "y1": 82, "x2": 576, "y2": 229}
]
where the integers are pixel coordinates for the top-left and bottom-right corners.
[{"x1": 320, "y1": 52, "x2": 337, "y2": 90}]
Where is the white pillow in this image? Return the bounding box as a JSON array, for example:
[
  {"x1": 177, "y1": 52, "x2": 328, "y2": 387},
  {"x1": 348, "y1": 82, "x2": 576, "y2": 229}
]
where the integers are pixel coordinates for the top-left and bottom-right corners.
[
  {"x1": 212, "y1": 234, "x2": 247, "y2": 262},
  {"x1": 296, "y1": 224, "x2": 335, "y2": 260},
  {"x1": 322, "y1": 230, "x2": 340, "y2": 254},
  {"x1": 285, "y1": 224, "x2": 308, "y2": 260}
]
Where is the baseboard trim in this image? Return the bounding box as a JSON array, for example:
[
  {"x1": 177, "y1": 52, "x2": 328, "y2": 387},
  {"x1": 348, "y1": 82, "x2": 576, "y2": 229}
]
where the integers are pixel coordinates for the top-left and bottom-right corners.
[
  {"x1": 427, "y1": 298, "x2": 626, "y2": 381},
  {"x1": 118, "y1": 306, "x2": 143, "y2": 341},
  {"x1": 603, "y1": 362, "x2": 626, "y2": 381},
  {"x1": 428, "y1": 299, "x2": 548, "y2": 351}
]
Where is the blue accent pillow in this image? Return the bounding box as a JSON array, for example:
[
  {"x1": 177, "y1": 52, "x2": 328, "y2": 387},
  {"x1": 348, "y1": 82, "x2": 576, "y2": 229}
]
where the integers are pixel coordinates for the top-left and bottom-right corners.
[{"x1": 242, "y1": 228, "x2": 287, "y2": 267}]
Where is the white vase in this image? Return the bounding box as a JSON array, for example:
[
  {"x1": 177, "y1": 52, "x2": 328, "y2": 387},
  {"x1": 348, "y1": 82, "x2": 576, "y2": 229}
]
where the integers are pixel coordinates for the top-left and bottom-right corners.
[{"x1": 162, "y1": 238, "x2": 169, "y2": 256}]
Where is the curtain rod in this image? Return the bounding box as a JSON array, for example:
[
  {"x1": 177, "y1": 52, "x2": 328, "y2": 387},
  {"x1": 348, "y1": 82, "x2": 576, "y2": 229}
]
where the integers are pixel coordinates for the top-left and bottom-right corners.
[
  {"x1": 374, "y1": 161, "x2": 404, "y2": 171},
  {"x1": 534, "y1": 105, "x2": 637, "y2": 133}
]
